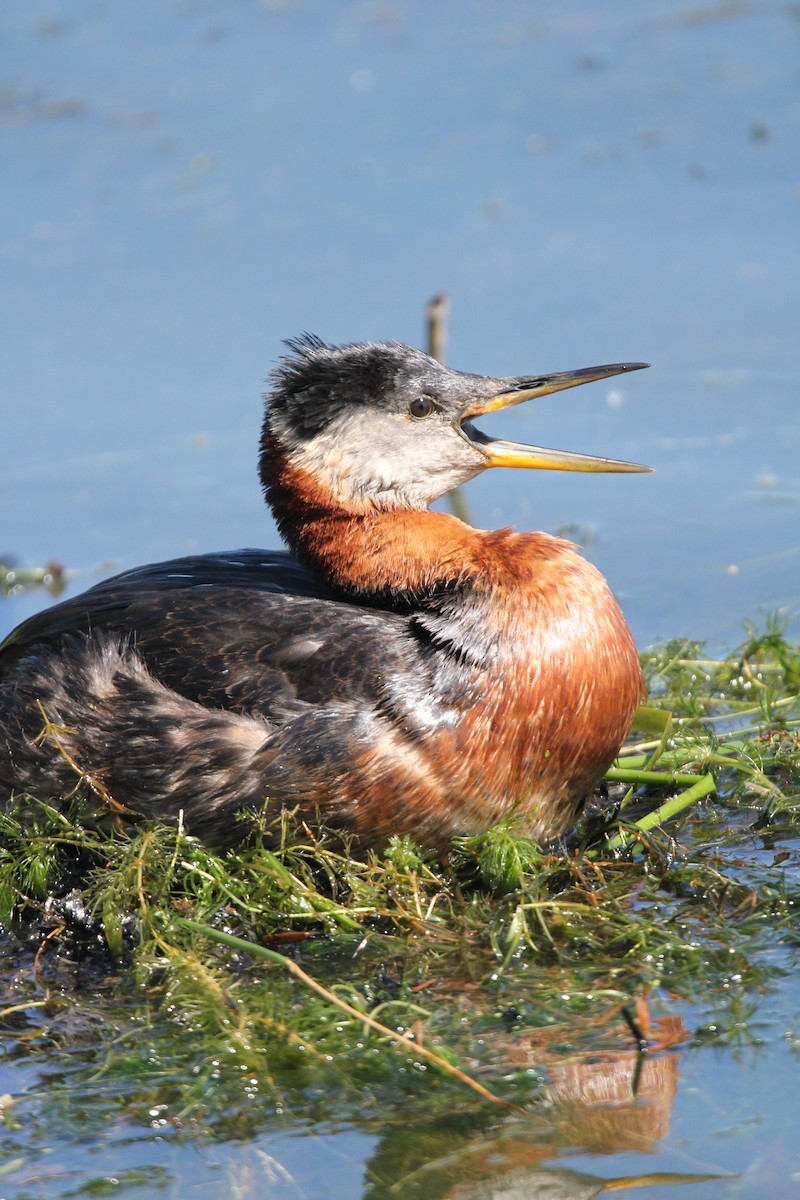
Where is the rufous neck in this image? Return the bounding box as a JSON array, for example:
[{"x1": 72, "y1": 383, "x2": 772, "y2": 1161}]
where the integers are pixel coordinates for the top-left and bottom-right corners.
[{"x1": 261, "y1": 442, "x2": 481, "y2": 601}]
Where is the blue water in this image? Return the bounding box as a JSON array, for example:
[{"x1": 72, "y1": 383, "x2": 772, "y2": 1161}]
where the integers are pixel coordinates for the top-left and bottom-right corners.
[{"x1": 2, "y1": 1, "x2": 800, "y2": 1196}]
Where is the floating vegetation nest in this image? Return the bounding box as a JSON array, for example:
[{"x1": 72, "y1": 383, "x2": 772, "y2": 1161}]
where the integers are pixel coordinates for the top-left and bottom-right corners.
[{"x1": 0, "y1": 618, "x2": 798, "y2": 1154}]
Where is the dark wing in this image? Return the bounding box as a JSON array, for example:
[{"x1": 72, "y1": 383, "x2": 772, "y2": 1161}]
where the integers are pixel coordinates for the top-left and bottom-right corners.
[
  {"x1": 0, "y1": 548, "x2": 478, "y2": 843},
  {"x1": 0, "y1": 550, "x2": 338, "y2": 661},
  {"x1": 0, "y1": 548, "x2": 455, "y2": 730},
  {"x1": 126, "y1": 588, "x2": 432, "y2": 722}
]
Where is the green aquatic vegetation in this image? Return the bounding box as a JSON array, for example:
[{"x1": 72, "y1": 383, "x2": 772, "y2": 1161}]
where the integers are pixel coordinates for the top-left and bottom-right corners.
[{"x1": 0, "y1": 619, "x2": 797, "y2": 1134}]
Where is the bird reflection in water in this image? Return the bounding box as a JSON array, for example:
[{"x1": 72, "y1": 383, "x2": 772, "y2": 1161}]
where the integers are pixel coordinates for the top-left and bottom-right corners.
[{"x1": 362, "y1": 1013, "x2": 721, "y2": 1200}]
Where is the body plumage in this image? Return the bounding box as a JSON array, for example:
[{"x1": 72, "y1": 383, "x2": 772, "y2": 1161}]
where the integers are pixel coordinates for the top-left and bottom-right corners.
[{"x1": 0, "y1": 337, "x2": 649, "y2": 845}]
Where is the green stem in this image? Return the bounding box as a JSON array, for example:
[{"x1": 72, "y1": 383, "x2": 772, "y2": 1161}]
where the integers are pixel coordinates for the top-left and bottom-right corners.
[
  {"x1": 606, "y1": 768, "x2": 708, "y2": 787},
  {"x1": 604, "y1": 773, "x2": 716, "y2": 853},
  {"x1": 176, "y1": 916, "x2": 509, "y2": 1107}
]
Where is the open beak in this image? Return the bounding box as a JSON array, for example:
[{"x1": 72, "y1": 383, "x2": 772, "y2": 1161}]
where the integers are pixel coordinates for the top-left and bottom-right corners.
[{"x1": 459, "y1": 362, "x2": 652, "y2": 473}]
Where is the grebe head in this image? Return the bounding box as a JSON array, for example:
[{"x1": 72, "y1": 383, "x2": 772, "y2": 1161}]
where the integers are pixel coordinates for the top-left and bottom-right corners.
[{"x1": 262, "y1": 334, "x2": 651, "y2": 510}]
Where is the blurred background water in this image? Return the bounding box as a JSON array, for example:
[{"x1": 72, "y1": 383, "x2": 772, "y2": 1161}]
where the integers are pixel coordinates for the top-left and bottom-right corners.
[
  {"x1": 2, "y1": 0, "x2": 798, "y2": 652},
  {"x1": 1, "y1": 2, "x2": 800, "y2": 1197}
]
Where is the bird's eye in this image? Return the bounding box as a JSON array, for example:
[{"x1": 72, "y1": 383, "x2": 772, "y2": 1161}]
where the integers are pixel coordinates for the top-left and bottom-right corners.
[{"x1": 408, "y1": 395, "x2": 435, "y2": 419}]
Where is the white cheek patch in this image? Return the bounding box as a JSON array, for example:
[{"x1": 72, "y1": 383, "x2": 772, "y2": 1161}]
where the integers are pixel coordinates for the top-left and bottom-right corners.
[{"x1": 283, "y1": 410, "x2": 485, "y2": 507}]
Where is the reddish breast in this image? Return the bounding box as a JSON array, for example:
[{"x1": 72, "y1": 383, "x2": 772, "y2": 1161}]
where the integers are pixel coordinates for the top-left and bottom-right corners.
[
  {"x1": 263, "y1": 458, "x2": 645, "y2": 845},
  {"x1": 443, "y1": 531, "x2": 643, "y2": 840}
]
